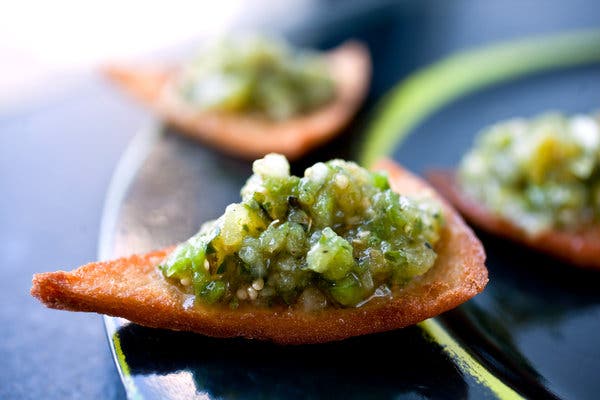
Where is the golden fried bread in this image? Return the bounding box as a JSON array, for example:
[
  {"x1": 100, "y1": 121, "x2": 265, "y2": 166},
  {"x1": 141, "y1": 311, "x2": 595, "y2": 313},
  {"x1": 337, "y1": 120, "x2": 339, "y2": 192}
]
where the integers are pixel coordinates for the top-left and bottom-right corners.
[
  {"x1": 105, "y1": 41, "x2": 370, "y2": 160},
  {"x1": 428, "y1": 170, "x2": 600, "y2": 269},
  {"x1": 31, "y1": 161, "x2": 487, "y2": 344}
]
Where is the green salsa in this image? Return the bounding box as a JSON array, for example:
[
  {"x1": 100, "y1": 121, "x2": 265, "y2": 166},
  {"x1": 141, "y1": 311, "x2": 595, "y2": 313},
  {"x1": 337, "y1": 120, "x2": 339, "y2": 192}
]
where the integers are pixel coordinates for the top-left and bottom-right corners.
[
  {"x1": 175, "y1": 35, "x2": 335, "y2": 121},
  {"x1": 160, "y1": 154, "x2": 443, "y2": 309},
  {"x1": 458, "y1": 112, "x2": 600, "y2": 234}
]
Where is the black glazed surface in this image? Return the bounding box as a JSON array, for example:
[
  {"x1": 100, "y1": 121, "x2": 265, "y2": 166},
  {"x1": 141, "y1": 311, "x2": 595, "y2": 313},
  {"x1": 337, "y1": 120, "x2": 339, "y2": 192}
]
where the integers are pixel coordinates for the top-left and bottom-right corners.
[{"x1": 5, "y1": 1, "x2": 600, "y2": 399}]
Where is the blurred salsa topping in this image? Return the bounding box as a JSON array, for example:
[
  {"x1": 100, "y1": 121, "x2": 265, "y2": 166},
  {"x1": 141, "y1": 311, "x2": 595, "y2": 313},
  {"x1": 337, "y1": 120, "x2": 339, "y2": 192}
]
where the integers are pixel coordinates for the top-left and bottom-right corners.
[
  {"x1": 459, "y1": 112, "x2": 600, "y2": 234},
  {"x1": 175, "y1": 35, "x2": 335, "y2": 120}
]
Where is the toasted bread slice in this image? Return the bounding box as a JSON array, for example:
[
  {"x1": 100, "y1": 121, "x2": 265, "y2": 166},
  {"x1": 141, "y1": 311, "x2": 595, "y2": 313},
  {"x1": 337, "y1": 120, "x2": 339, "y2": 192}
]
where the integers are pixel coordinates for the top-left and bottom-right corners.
[
  {"x1": 31, "y1": 160, "x2": 487, "y2": 344},
  {"x1": 104, "y1": 41, "x2": 370, "y2": 160},
  {"x1": 428, "y1": 170, "x2": 600, "y2": 269}
]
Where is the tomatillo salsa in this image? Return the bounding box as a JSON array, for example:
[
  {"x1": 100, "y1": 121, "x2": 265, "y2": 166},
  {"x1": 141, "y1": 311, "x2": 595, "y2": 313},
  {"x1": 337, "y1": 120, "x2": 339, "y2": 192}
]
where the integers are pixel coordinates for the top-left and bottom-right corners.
[
  {"x1": 160, "y1": 154, "x2": 444, "y2": 309},
  {"x1": 459, "y1": 112, "x2": 600, "y2": 234},
  {"x1": 175, "y1": 35, "x2": 335, "y2": 121}
]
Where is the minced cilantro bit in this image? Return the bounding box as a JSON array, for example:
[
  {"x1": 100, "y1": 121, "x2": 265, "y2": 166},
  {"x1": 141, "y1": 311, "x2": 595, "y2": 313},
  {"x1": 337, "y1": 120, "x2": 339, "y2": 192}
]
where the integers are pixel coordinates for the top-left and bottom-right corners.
[
  {"x1": 458, "y1": 112, "x2": 600, "y2": 234},
  {"x1": 159, "y1": 154, "x2": 444, "y2": 309},
  {"x1": 176, "y1": 35, "x2": 335, "y2": 121}
]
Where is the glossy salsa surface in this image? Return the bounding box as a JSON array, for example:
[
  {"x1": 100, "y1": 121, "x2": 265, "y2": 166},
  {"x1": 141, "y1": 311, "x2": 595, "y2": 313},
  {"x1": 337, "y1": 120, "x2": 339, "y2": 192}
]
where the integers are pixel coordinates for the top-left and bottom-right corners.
[
  {"x1": 458, "y1": 112, "x2": 600, "y2": 234},
  {"x1": 175, "y1": 35, "x2": 335, "y2": 121},
  {"x1": 159, "y1": 154, "x2": 443, "y2": 309}
]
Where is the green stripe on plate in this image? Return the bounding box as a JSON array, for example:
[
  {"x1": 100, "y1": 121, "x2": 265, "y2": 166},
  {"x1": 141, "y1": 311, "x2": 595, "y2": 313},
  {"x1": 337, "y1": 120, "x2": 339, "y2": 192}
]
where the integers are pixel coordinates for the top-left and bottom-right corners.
[
  {"x1": 359, "y1": 29, "x2": 600, "y2": 167},
  {"x1": 420, "y1": 319, "x2": 523, "y2": 399}
]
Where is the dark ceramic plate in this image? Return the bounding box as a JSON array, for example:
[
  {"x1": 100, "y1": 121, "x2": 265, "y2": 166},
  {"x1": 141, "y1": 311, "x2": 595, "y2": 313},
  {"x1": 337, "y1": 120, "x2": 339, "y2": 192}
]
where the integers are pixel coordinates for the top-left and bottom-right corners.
[{"x1": 98, "y1": 5, "x2": 600, "y2": 399}]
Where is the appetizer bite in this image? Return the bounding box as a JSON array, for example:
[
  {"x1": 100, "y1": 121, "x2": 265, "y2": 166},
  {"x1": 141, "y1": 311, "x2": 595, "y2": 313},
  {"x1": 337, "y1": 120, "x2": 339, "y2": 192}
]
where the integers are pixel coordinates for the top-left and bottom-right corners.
[
  {"x1": 32, "y1": 155, "x2": 487, "y2": 344},
  {"x1": 106, "y1": 36, "x2": 370, "y2": 159},
  {"x1": 429, "y1": 112, "x2": 600, "y2": 268}
]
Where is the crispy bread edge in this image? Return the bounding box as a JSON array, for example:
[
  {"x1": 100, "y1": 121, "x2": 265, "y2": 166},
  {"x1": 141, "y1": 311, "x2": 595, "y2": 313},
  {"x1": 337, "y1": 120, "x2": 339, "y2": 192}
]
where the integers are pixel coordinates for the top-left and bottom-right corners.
[
  {"x1": 104, "y1": 41, "x2": 371, "y2": 160},
  {"x1": 31, "y1": 161, "x2": 487, "y2": 344},
  {"x1": 427, "y1": 170, "x2": 600, "y2": 269}
]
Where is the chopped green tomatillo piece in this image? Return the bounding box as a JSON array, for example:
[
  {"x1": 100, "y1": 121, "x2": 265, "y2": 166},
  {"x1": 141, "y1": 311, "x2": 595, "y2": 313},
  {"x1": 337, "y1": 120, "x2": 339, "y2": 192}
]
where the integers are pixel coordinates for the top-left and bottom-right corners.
[
  {"x1": 159, "y1": 154, "x2": 444, "y2": 309},
  {"x1": 176, "y1": 35, "x2": 335, "y2": 120},
  {"x1": 458, "y1": 112, "x2": 600, "y2": 234},
  {"x1": 329, "y1": 274, "x2": 364, "y2": 306},
  {"x1": 199, "y1": 280, "x2": 227, "y2": 304},
  {"x1": 306, "y1": 228, "x2": 355, "y2": 280}
]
